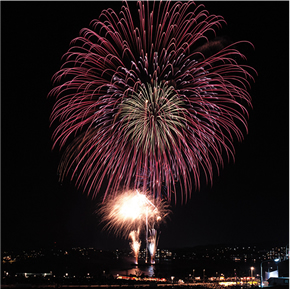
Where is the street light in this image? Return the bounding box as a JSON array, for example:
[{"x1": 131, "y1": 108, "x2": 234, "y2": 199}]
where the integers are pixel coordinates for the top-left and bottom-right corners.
[
  {"x1": 251, "y1": 267, "x2": 255, "y2": 278},
  {"x1": 250, "y1": 267, "x2": 255, "y2": 287}
]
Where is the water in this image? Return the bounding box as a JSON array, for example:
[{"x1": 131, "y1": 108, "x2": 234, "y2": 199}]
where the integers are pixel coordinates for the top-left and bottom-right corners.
[
  {"x1": 110, "y1": 255, "x2": 172, "y2": 278},
  {"x1": 111, "y1": 264, "x2": 155, "y2": 277}
]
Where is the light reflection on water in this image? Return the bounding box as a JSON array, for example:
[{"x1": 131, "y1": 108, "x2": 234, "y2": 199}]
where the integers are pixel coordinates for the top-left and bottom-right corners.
[
  {"x1": 110, "y1": 255, "x2": 174, "y2": 278},
  {"x1": 111, "y1": 264, "x2": 155, "y2": 277},
  {"x1": 110, "y1": 255, "x2": 158, "y2": 277}
]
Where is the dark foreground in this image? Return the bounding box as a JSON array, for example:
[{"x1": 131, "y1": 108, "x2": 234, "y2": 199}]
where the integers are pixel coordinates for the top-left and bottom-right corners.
[{"x1": 0, "y1": 284, "x2": 261, "y2": 289}]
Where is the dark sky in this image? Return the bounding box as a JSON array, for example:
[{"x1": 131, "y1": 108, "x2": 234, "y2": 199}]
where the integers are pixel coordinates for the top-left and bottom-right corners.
[{"x1": 2, "y1": 1, "x2": 289, "y2": 252}]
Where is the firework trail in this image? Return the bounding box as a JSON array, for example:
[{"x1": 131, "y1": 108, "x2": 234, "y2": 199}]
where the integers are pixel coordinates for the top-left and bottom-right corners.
[
  {"x1": 49, "y1": 1, "x2": 256, "y2": 203},
  {"x1": 148, "y1": 228, "x2": 158, "y2": 264},
  {"x1": 98, "y1": 189, "x2": 170, "y2": 238},
  {"x1": 129, "y1": 230, "x2": 141, "y2": 264}
]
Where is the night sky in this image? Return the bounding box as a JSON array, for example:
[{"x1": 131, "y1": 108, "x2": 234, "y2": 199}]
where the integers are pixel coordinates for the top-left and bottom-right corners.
[{"x1": 2, "y1": 1, "x2": 289, "y2": 252}]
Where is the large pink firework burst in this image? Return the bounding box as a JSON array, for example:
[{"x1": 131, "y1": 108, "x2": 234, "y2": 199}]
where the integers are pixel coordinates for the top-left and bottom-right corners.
[{"x1": 49, "y1": 1, "x2": 256, "y2": 203}]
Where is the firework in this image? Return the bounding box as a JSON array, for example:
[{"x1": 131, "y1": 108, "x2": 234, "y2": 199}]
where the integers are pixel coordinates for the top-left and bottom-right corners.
[
  {"x1": 129, "y1": 230, "x2": 141, "y2": 264},
  {"x1": 98, "y1": 189, "x2": 170, "y2": 238},
  {"x1": 148, "y1": 229, "x2": 158, "y2": 264},
  {"x1": 49, "y1": 1, "x2": 256, "y2": 203}
]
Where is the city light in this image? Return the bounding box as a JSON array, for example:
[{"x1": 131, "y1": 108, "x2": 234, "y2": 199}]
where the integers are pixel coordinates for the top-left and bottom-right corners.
[{"x1": 2, "y1": 244, "x2": 288, "y2": 287}]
